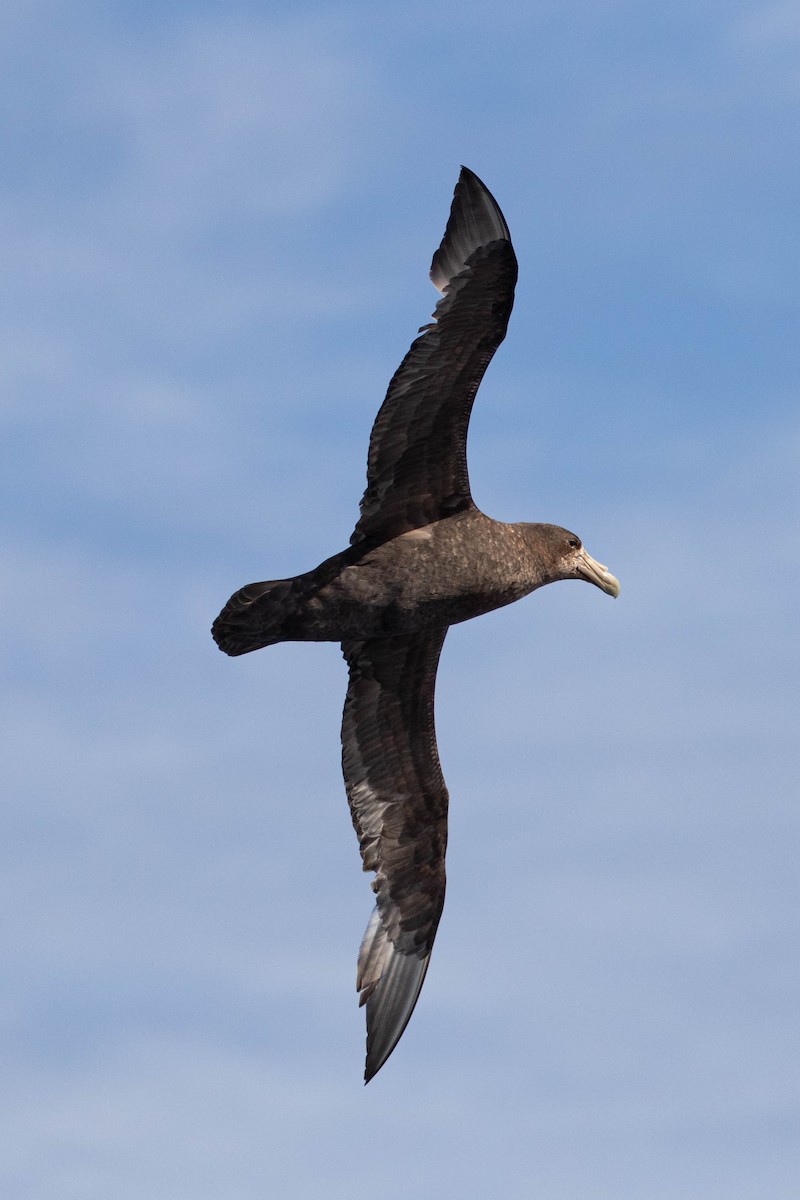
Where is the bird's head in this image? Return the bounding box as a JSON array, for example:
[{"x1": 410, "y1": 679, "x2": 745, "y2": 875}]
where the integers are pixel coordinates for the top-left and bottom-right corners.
[{"x1": 527, "y1": 524, "x2": 621, "y2": 597}]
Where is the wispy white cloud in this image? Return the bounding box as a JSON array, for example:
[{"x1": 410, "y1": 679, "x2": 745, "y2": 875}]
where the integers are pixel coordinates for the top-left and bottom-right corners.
[
  {"x1": 2, "y1": 11, "x2": 370, "y2": 226},
  {"x1": 733, "y1": 1, "x2": 800, "y2": 47},
  {"x1": 0, "y1": 9, "x2": 374, "y2": 455}
]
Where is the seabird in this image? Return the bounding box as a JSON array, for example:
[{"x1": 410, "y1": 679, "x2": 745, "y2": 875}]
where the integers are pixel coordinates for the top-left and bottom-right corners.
[{"x1": 212, "y1": 167, "x2": 620, "y2": 1082}]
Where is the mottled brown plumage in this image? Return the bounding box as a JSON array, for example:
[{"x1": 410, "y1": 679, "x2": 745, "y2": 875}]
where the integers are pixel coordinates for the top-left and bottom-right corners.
[{"x1": 212, "y1": 167, "x2": 620, "y2": 1081}]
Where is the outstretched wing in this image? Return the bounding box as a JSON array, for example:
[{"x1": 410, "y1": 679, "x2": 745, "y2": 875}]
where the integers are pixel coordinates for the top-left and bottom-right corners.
[
  {"x1": 351, "y1": 167, "x2": 518, "y2": 545},
  {"x1": 341, "y1": 631, "x2": 449, "y2": 1081}
]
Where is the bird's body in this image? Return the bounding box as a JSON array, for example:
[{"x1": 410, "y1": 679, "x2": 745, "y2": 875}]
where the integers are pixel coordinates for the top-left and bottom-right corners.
[
  {"x1": 214, "y1": 513, "x2": 596, "y2": 649},
  {"x1": 212, "y1": 168, "x2": 619, "y2": 1081}
]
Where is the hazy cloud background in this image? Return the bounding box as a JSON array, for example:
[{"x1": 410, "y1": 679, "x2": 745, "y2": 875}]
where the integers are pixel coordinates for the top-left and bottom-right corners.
[{"x1": 2, "y1": 2, "x2": 799, "y2": 1197}]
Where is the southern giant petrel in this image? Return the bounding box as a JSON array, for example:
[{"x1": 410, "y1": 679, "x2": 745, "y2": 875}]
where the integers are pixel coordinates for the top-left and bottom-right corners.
[{"x1": 212, "y1": 168, "x2": 620, "y2": 1081}]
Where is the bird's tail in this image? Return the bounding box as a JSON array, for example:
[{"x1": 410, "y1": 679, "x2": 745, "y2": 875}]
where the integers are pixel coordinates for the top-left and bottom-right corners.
[{"x1": 211, "y1": 578, "x2": 300, "y2": 656}]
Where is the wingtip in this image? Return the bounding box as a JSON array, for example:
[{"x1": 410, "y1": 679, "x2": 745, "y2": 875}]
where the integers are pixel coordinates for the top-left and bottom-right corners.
[
  {"x1": 457, "y1": 164, "x2": 481, "y2": 185},
  {"x1": 362, "y1": 951, "x2": 431, "y2": 1082},
  {"x1": 357, "y1": 906, "x2": 433, "y2": 1082},
  {"x1": 430, "y1": 167, "x2": 513, "y2": 293}
]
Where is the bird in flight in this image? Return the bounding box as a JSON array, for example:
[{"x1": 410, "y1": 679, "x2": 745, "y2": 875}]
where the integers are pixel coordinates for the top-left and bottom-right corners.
[{"x1": 212, "y1": 167, "x2": 620, "y2": 1081}]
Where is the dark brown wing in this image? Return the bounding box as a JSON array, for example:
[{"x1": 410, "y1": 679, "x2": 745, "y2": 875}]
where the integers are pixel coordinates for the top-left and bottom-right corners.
[
  {"x1": 351, "y1": 167, "x2": 518, "y2": 545},
  {"x1": 341, "y1": 631, "x2": 449, "y2": 1081}
]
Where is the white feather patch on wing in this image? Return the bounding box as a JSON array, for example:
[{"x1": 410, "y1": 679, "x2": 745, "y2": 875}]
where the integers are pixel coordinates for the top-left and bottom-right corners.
[{"x1": 347, "y1": 780, "x2": 393, "y2": 873}]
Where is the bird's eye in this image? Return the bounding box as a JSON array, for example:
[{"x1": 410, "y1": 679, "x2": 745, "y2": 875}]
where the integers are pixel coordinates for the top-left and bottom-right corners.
[{"x1": 568, "y1": 537, "x2": 579, "y2": 549}]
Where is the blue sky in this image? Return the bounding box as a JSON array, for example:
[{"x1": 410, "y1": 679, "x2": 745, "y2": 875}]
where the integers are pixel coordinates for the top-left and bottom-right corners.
[{"x1": 3, "y1": 1, "x2": 799, "y2": 1196}]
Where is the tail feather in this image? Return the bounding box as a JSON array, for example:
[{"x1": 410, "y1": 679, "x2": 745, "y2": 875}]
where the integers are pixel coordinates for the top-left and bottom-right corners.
[
  {"x1": 358, "y1": 907, "x2": 432, "y2": 1083},
  {"x1": 211, "y1": 579, "x2": 295, "y2": 656}
]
